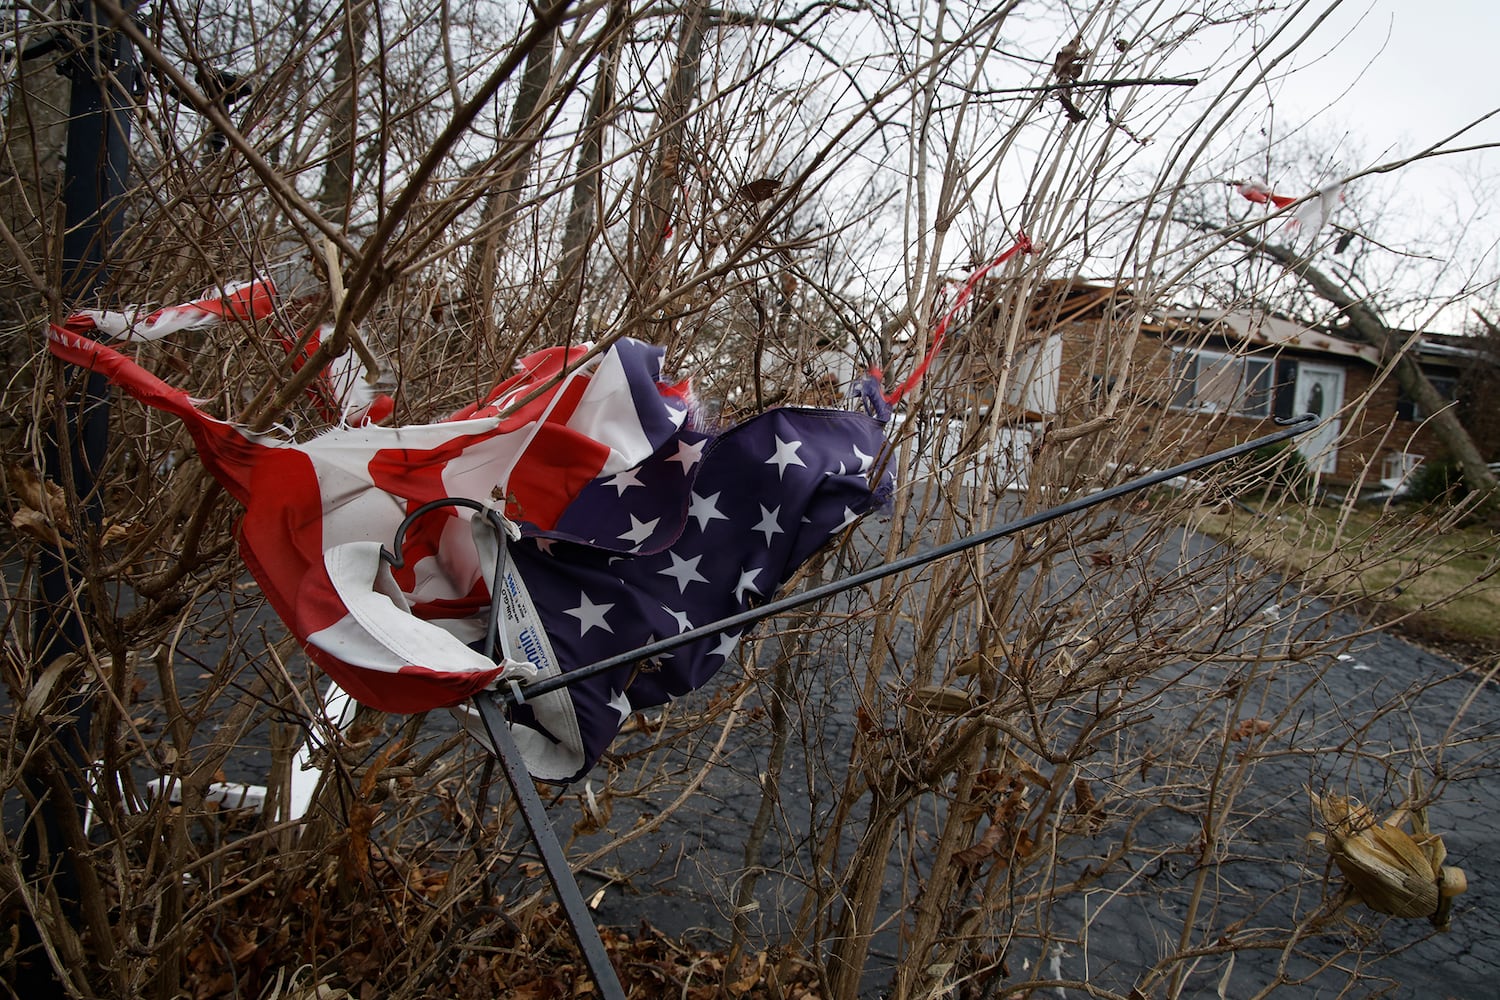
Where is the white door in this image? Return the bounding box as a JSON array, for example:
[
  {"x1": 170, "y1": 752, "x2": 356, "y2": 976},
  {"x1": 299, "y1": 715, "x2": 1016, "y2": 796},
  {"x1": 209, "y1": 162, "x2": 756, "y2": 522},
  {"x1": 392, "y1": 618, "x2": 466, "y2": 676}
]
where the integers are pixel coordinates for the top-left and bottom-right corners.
[{"x1": 1293, "y1": 363, "x2": 1345, "y2": 475}]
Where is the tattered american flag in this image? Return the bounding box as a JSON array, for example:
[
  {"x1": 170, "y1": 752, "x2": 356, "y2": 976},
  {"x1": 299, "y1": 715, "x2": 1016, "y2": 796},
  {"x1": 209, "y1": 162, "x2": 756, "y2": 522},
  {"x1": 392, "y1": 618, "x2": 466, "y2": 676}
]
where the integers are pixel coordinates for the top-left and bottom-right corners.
[{"x1": 47, "y1": 281, "x2": 892, "y2": 781}]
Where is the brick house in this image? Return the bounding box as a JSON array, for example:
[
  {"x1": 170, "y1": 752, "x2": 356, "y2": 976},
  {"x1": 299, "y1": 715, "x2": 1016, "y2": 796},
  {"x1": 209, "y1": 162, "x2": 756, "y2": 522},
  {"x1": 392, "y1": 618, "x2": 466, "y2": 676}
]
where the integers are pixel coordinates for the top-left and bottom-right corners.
[{"x1": 979, "y1": 280, "x2": 1475, "y2": 490}]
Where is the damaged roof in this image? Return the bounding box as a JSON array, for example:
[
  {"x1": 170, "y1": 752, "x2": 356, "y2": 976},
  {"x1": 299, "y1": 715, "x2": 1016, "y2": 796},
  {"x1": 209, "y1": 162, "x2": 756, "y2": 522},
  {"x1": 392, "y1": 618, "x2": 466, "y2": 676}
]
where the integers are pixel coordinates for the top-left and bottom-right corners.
[{"x1": 1165, "y1": 307, "x2": 1381, "y2": 363}]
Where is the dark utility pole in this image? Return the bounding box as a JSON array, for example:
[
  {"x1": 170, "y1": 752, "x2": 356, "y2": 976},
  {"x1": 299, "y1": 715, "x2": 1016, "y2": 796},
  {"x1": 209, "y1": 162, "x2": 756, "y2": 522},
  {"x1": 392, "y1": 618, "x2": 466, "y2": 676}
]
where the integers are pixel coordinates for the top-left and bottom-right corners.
[{"x1": 21, "y1": 0, "x2": 137, "y2": 981}]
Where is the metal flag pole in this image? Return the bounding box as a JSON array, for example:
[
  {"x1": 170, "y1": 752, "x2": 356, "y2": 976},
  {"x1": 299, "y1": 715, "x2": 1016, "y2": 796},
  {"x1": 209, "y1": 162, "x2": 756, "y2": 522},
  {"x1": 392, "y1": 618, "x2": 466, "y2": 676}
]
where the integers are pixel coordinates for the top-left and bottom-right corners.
[
  {"x1": 473, "y1": 697, "x2": 628, "y2": 999},
  {"x1": 381, "y1": 501, "x2": 629, "y2": 998}
]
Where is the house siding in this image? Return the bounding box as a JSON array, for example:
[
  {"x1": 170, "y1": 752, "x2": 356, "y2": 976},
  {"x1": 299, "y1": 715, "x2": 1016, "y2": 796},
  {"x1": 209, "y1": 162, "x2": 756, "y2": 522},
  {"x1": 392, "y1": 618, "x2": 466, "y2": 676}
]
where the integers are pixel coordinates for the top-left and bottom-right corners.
[{"x1": 1041, "y1": 318, "x2": 1457, "y2": 486}]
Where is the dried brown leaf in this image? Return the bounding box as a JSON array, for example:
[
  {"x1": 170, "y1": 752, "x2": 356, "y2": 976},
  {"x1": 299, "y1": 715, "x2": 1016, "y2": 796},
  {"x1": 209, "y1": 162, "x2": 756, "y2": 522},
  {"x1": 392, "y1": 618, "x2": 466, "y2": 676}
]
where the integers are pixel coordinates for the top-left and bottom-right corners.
[
  {"x1": 1229, "y1": 718, "x2": 1272, "y2": 741},
  {"x1": 11, "y1": 507, "x2": 61, "y2": 545},
  {"x1": 1071, "y1": 777, "x2": 1106, "y2": 831},
  {"x1": 7, "y1": 464, "x2": 67, "y2": 523},
  {"x1": 953, "y1": 816, "x2": 1007, "y2": 869},
  {"x1": 909, "y1": 684, "x2": 975, "y2": 715}
]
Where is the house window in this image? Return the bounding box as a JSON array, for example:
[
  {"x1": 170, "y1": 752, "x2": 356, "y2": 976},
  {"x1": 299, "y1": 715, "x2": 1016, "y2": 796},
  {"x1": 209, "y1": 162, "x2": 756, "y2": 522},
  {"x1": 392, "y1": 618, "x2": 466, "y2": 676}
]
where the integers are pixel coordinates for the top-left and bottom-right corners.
[
  {"x1": 1396, "y1": 373, "x2": 1459, "y2": 422},
  {"x1": 1170, "y1": 348, "x2": 1273, "y2": 417}
]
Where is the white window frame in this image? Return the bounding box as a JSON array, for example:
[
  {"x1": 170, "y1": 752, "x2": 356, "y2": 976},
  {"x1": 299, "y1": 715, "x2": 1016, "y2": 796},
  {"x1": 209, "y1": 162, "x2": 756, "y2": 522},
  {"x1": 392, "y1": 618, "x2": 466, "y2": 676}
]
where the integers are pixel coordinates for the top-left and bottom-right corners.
[{"x1": 1170, "y1": 347, "x2": 1273, "y2": 418}]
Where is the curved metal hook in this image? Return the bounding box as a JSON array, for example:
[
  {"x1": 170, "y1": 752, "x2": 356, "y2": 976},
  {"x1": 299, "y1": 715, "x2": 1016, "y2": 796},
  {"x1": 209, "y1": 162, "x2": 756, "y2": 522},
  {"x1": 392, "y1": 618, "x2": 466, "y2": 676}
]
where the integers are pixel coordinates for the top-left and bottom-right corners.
[
  {"x1": 381, "y1": 497, "x2": 487, "y2": 569},
  {"x1": 379, "y1": 497, "x2": 510, "y2": 661}
]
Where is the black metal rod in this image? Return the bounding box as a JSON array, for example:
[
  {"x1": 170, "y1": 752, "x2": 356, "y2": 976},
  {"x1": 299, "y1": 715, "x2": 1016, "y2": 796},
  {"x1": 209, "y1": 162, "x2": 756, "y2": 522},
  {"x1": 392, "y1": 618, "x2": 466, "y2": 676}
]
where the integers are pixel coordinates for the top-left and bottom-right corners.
[
  {"x1": 506, "y1": 413, "x2": 1320, "y2": 703},
  {"x1": 472, "y1": 696, "x2": 627, "y2": 998}
]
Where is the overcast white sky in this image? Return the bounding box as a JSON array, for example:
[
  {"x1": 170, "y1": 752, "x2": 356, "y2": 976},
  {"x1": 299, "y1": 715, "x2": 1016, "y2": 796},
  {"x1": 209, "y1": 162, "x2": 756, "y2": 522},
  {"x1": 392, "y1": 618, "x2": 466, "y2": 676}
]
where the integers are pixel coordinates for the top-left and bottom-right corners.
[
  {"x1": 1163, "y1": 0, "x2": 1500, "y2": 329},
  {"x1": 1276, "y1": 0, "x2": 1500, "y2": 318},
  {"x1": 1276, "y1": 1, "x2": 1500, "y2": 159}
]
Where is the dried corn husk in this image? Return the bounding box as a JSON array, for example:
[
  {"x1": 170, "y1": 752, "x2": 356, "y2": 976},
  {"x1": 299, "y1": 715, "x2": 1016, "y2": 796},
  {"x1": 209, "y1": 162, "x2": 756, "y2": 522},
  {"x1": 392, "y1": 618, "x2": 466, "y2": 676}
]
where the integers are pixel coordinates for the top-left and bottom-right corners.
[{"x1": 1311, "y1": 789, "x2": 1467, "y2": 928}]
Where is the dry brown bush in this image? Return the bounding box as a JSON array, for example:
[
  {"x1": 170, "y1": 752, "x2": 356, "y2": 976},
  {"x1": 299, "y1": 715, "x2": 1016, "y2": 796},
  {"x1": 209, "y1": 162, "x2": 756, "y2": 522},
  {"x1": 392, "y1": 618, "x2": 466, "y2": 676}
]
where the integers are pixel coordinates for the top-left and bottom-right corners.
[{"x1": 3, "y1": 2, "x2": 1496, "y2": 997}]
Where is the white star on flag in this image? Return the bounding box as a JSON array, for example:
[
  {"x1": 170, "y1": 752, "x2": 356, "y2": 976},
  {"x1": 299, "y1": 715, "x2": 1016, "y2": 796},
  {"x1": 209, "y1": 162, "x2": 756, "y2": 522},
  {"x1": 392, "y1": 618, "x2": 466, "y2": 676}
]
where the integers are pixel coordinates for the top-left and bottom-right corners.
[
  {"x1": 607, "y1": 688, "x2": 632, "y2": 723},
  {"x1": 709, "y1": 630, "x2": 742, "y2": 661},
  {"x1": 669, "y1": 437, "x2": 706, "y2": 471},
  {"x1": 853, "y1": 444, "x2": 874, "y2": 473},
  {"x1": 753, "y1": 504, "x2": 783, "y2": 545},
  {"x1": 687, "y1": 491, "x2": 729, "y2": 531},
  {"x1": 566, "y1": 592, "x2": 614, "y2": 636},
  {"x1": 618, "y1": 514, "x2": 659, "y2": 546},
  {"x1": 662, "y1": 606, "x2": 693, "y2": 633},
  {"x1": 766, "y1": 436, "x2": 807, "y2": 478},
  {"x1": 603, "y1": 467, "x2": 644, "y2": 496},
  {"x1": 658, "y1": 552, "x2": 709, "y2": 593},
  {"x1": 834, "y1": 506, "x2": 860, "y2": 531},
  {"x1": 734, "y1": 567, "x2": 762, "y2": 602}
]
